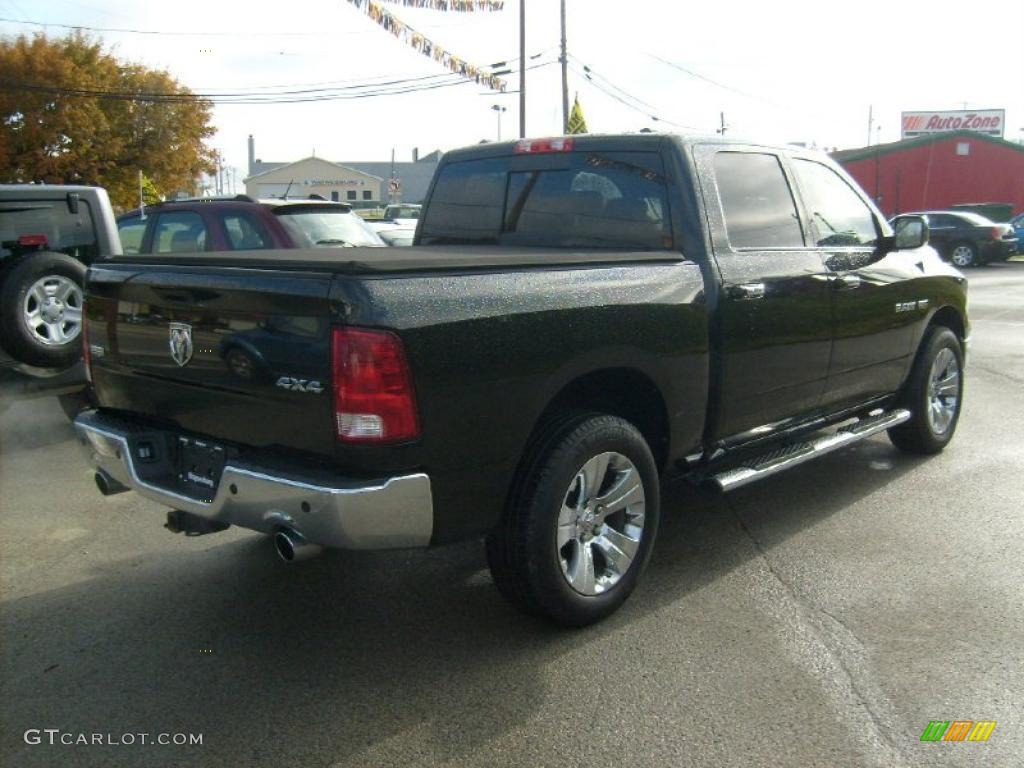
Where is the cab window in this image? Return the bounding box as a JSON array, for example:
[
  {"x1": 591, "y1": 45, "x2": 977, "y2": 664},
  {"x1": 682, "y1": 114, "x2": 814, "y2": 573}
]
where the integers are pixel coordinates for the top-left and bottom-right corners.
[{"x1": 791, "y1": 159, "x2": 878, "y2": 247}]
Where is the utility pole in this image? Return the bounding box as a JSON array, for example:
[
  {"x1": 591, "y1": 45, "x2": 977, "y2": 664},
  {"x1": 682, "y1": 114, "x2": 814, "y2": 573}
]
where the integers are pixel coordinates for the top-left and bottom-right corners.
[
  {"x1": 559, "y1": 0, "x2": 569, "y2": 134},
  {"x1": 519, "y1": 0, "x2": 526, "y2": 138},
  {"x1": 867, "y1": 104, "x2": 873, "y2": 146},
  {"x1": 717, "y1": 112, "x2": 727, "y2": 136}
]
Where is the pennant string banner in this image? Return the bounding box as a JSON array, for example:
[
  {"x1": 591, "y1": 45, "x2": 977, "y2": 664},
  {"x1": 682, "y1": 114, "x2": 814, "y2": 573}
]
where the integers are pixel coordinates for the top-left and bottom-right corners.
[
  {"x1": 378, "y1": 0, "x2": 505, "y2": 10},
  {"x1": 346, "y1": 0, "x2": 508, "y2": 92}
]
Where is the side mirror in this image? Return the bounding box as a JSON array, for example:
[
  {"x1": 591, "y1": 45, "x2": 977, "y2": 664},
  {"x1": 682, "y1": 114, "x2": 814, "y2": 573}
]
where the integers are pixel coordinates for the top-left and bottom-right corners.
[{"x1": 892, "y1": 216, "x2": 928, "y2": 250}]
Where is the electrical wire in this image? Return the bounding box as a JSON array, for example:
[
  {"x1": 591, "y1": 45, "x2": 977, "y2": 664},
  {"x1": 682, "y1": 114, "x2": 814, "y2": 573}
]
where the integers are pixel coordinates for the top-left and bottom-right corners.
[
  {"x1": 0, "y1": 59, "x2": 557, "y2": 105},
  {"x1": 568, "y1": 61, "x2": 698, "y2": 131}
]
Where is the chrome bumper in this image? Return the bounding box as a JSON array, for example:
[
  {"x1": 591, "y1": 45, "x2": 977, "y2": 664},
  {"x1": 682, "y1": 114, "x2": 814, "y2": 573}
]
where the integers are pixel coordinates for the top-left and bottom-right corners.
[{"x1": 73, "y1": 411, "x2": 433, "y2": 550}]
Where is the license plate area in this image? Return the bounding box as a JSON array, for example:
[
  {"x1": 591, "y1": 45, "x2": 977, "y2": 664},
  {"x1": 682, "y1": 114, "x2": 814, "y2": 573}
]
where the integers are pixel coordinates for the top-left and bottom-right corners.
[{"x1": 177, "y1": 436, "x2": 226, "y2": 498}]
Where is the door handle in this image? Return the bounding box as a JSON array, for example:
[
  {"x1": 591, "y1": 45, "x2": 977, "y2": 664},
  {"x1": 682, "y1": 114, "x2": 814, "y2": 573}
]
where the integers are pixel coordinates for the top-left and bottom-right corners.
[
  {"x1": 728, "y1": 282, "x2": 765, "y2": 300},
  {"x1": 833, "y1": 274, "x2": 862, "y2": 291}
]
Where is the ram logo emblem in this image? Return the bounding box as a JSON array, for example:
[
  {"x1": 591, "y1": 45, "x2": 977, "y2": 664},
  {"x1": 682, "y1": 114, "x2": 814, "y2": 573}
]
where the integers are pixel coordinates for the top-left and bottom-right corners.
[{"x1": 168, "y1": 323, "x2": 194, "y2": 367}]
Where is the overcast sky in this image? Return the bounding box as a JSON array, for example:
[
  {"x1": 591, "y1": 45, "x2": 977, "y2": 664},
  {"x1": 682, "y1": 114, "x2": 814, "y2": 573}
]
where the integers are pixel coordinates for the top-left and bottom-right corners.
[{"x1": 2, "y1": 0, "x2": 1022, "y2": 186}]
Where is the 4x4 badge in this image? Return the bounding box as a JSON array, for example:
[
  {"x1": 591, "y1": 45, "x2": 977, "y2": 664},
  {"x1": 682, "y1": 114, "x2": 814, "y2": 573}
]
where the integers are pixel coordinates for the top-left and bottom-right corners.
[{"x1": 168, "y1": 323, "x2": 193, "y2": 367}]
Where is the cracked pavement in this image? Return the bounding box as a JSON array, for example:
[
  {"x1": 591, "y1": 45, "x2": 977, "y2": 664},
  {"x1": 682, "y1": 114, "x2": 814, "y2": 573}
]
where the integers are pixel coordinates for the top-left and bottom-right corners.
[{"x1": 1, "y1": 262, "x2": 1021, "y2": 767}]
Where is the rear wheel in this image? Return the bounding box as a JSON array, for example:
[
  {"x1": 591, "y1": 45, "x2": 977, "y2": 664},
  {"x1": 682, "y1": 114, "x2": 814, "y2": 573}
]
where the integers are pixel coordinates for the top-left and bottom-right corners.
[
  {"x1": 486, "y1": 413, "x2": 660, "y2": 627},
  {"x1": 889, "y1": 326, "x2": 964, "y2": 454},
  {"x1": 0, "y1": 253, "x2": 86, "y2": 368},
  {"x1": 949, "y1": 242, "x2": 978, "y2": 268}
]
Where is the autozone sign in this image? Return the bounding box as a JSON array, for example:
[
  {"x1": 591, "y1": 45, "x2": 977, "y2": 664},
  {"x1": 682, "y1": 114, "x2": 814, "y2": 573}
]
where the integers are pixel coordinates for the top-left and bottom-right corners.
[{"x1": 901, "y1": 109, "x2": 1005, "y2": 139}]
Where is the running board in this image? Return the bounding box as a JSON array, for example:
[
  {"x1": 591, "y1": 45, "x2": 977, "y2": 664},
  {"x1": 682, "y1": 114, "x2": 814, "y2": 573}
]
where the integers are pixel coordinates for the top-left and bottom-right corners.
[{"x1": 706, "y1": 409, "x2": 911, "y2": 493}]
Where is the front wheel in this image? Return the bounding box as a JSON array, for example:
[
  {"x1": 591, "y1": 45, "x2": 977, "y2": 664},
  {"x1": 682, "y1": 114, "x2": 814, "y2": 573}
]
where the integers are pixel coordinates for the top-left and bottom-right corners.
[
  {"x1": 486, "y1": 413, "x2": 660, "y2": 627},
  {"x1": 889, "y1": 326, "x2": 964, "y2": 454},
  {"x1": 949, "y1": 242, "x2": 978, "y2": 268}
]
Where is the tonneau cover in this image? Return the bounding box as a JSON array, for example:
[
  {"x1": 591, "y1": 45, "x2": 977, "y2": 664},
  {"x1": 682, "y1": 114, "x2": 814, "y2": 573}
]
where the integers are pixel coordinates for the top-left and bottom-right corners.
[{"x1": 98, "y1": 245, "x2": 683, "y2": 274}]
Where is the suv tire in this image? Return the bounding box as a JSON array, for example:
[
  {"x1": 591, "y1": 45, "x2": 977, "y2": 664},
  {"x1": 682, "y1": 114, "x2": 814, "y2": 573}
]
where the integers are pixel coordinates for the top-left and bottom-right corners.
[
  {"x1": 888, "y1": 326, "x2": 964, "y2": 454},
  {"x1": 486, "y1": 412, "x2": 660, "y2": 627},
  {"x1": 0, "y1": 253, "x2": 86, "y2": 369}
]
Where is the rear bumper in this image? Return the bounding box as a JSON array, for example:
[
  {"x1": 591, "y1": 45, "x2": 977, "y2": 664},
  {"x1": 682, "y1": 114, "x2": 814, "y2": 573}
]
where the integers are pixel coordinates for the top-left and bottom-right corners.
[{"x1": 73, "y1": 410, "x2": 433, "y2": 550}]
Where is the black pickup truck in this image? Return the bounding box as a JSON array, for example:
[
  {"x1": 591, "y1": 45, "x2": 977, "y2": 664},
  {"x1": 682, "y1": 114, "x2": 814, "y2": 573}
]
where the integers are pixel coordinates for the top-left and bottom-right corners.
[{"x1": 74, "y1": 134, "x2": 968, "y2": 626}]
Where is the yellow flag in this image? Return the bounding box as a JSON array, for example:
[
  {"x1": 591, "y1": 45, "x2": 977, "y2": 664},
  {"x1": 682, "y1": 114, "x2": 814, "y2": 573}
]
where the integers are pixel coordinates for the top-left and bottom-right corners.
[{"x1": 567, "y1": 95, "x2": 588, "y2": 134}]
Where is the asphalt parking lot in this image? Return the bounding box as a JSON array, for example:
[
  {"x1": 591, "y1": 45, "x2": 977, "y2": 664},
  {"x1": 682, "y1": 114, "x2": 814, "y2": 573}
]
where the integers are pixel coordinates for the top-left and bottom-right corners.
[{"x1": 1, "y1": 262, "x2": 1021, "y2": 768}]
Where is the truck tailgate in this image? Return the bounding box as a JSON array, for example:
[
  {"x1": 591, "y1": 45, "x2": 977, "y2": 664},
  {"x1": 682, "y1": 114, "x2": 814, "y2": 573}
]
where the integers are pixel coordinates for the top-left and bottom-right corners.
[{"x1": 85, "y1": 262, "x2": 336, "y2": 455}]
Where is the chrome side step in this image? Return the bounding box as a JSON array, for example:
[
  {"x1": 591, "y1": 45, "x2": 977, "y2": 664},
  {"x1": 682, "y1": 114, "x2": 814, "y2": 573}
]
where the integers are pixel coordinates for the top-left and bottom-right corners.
[{"x1": 706, "y1": 409, "x2": 911, "y2": 493}]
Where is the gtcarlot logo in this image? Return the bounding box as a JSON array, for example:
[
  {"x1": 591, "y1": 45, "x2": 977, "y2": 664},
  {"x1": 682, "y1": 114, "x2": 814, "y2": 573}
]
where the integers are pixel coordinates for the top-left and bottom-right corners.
[{"x1": 24, "y1": 729, "x2": 203, "y2": 747}]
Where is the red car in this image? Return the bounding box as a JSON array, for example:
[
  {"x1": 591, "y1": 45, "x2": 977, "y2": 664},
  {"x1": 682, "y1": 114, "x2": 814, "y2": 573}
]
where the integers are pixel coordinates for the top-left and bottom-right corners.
[{"x1": 116, "y1": 195, "x2": 385, "y2": 255}]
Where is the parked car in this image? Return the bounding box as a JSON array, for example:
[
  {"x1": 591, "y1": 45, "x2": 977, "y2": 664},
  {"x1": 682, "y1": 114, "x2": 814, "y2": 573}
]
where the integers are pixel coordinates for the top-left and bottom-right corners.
[
  {"x1": 1011, "y1": 212, "x2": 1024, "y2": 251},
  {"x1": 367, "y1": 203, "x2": 421, "y2": 246},
  {"x1": 889, "y1": 210, "x2": 1016, "y2": 266},
  {"x1": 0, "y1": 184, "x2": 121, "y2": 368},
  {"x1": 76, "y1": 133, "x2": 966, "y2": 626},
  {"x1": 117, "y1": 195, "x2": 385, "y2": 255}
]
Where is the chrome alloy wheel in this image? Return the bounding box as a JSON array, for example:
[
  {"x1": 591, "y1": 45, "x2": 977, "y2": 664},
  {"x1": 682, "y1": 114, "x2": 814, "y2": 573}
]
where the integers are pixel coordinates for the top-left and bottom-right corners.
[
  {"x1": 950, "y1": 245, "x2": 975, "y2": 267},
  {"x1": 23, "y1": 275, "x2": 83, "y2": 346},
  {"x1": 927, "y1": 347, "x2": 960, "y2": 435},
  {"x1": 557, "y1": 451, "x2": 646, "y2": 596}
]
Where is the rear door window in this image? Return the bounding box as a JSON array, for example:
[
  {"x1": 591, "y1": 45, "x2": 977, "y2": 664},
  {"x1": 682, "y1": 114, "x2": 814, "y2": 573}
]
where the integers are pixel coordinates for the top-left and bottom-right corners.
[
  {"x1": 221, "y1": 211, "x2": 272, "y2": 250},
  {"x1": 420, "y1": 151, "x2": 671, "y2": 249},
  {"x1": 713, "y1": 152, "x2": 804, "y2": 249},
  {"x1": 152, "y1": 212, "x2": 208, "y2": 253}
]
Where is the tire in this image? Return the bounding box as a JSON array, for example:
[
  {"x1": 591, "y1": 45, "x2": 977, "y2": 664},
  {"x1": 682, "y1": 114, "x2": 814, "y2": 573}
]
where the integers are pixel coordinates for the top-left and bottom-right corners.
[
  {"x1": 0, "y1": 253, "x2": 86, "y2": 368},
  {"x1": 486, "y1": 412, "x2": 660, "y2": 627},
  {"x1": 948, "y1": 242, "x2": 978, "y2": 268},
  {"x1": 888, "y1": 326, "x2": 964, "y2": 455}
]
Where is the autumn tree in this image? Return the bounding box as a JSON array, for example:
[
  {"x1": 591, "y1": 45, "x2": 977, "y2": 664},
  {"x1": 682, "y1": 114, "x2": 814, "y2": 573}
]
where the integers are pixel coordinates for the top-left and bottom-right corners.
[{"x1": 0, "y1": 32, "x2": 216, "y2": 209}]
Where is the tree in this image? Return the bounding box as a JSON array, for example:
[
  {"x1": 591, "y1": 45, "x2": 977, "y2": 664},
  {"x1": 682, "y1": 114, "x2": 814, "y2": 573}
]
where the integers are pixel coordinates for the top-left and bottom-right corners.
[{"x1": 0, "y1": 33, "x2": 216, "y2": 209}]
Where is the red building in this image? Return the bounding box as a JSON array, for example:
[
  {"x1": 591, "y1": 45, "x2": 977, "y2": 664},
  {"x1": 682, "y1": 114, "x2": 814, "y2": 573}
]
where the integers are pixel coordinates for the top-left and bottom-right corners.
[{"x1": 832, "y1": 130, "x2": 1024, "y2": 218}]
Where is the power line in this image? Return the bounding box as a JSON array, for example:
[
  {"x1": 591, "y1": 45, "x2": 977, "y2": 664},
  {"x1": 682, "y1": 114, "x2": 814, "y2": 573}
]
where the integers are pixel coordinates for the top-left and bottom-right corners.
[
  {"x1": 0, "y1": 59, "x2": 557, "y2": 105},
  {"x1": 568, "y1": 61, "x2": 698, "y2": 131},
  {"x1": 649, "y1": 54, "x2": 786, "y2": 109},
  {"x1": 0, "y1": 15, "x2": 329, "y2": 37}
]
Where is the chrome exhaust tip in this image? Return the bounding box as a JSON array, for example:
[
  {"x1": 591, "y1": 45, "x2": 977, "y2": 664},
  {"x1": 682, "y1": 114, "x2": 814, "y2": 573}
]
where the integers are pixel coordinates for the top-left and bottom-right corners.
[
  {"x1": 95, "y1": 470, "x2": 128, "y2": 496},
  {"x1": 274, "y1": 530, "x2": 323, "y2": 563}
]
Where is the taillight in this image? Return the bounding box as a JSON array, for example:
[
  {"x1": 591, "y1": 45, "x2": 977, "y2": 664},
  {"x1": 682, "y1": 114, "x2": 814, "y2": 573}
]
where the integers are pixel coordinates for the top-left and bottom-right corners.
[
  {"x1": 991, "y1": 227, "x2": 1001, "y2": 240},
  {"x1": 18, "y1": 234, "x2": 47, "y2": 247},
  {"x1": 82, "y1": 306, "x2": 92, "y2": 383},
  {"x1": 514, "y1": 137, "x2": 575, "y2": 154},
  {"x1": 331, "y1": 327, "x2": 419, "y2": 443}
]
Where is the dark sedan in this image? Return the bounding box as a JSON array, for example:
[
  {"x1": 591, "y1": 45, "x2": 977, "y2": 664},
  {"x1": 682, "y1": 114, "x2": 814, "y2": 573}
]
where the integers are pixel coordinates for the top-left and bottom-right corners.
[{"x1": 890, "y1": 211, "x2": 1017, "y2": 267}]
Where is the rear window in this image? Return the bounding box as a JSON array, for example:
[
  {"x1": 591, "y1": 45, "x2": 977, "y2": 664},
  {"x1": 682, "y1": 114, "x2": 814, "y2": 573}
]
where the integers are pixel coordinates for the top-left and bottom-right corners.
[
  {"x1": 420, "y1": 151, "x2": 671, "y2": 249},
  {"x1": 274, "y1": 207, "x2": 384, "y2": 247},
  {"x1": 0, "y1": 199, "x2": 98, "y2": 260}
]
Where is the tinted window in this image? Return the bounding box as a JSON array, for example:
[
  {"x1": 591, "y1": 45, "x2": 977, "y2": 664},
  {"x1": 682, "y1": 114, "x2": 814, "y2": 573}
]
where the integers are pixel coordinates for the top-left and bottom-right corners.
[
  {"x1": 714, "y1": 152, "x2": 804, "y2": 248},
  {"x1": 926, "y1": 214, "x2": 956, "y2": 228},
  {"x1": 419, "y1": 158, "x2": 507, "y2": 244},
  {"x1": 420, "y1": 151, "x2": 670, "y2": 249},
  {"x1": 153, "y1": 212, "x2": 207, "y2": 253},
  {"x1": 221, "y1": 212, "x2": 271, "y2": 250},
  {"x1": 117, "y1": 214, "x2": 147, "y2": 254},
  {"x1": 791, "y1": 159, "x2": 878, "y2": 247},
  {"x1": 0, "y1": 200, "x2": 98, "y2": 260}
]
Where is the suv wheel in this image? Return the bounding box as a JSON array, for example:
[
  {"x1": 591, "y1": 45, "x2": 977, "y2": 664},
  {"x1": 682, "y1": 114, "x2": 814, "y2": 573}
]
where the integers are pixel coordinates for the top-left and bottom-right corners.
[
  {"x1": 949, "y1": 242, "x2": 978, "y2": 268},
  {"x1": 486, "y1": 413, "x2": 660, "y2": 626},
  {"x1": 0, "y1": 252, "x2": 86, "y2": 368},
  {"x1": 888, "y1": 326, "x2": 964, "y2": 454}
]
